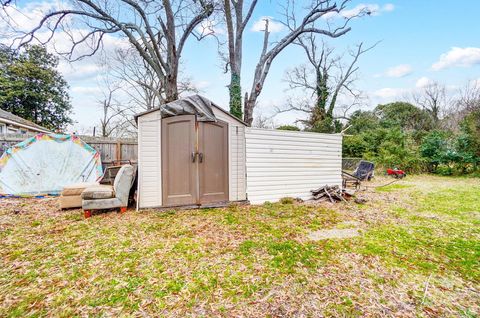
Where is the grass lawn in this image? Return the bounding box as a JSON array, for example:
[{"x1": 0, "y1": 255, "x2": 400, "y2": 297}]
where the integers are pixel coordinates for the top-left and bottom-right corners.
[{"x1": 0, "y1": 175, "x2": 479, "y2": 317}]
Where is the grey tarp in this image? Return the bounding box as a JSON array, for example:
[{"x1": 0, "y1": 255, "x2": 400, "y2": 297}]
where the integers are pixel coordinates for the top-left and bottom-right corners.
[{"x1": 155, "y1": 95, "x2": 217, "y2": 122}]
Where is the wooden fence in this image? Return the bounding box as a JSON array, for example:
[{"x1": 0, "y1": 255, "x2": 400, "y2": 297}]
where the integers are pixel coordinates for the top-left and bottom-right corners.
[{"x1": 0, "y1": 133, "x2": 138, "y2": 164}]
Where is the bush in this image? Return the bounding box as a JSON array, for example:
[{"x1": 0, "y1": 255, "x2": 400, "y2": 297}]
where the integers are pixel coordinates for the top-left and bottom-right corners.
[
  {"x1": 435, "y1": 165, "x2": 453, "y2": 176},
  {"x1": 279, "y1": 197, "x2": 295, "y2": 204},
  {"x1": 372, "y1": 129, "x2": 426, "y2": 173},
  {"x1": 277, "y1": 125, "x2": 300, "y2": 131},
  {"x1": 420, "y1": 131, "x2": 450, "y2": 172},
  {"x1": 342, "y1": 101, "x2": 480, "y2": 176},
  {"x1": 345, "y1": 127, "x2": 426, "y2": 173},
  {"x1": 343, "y1": 134, "x2": 369, "y2": 158}
]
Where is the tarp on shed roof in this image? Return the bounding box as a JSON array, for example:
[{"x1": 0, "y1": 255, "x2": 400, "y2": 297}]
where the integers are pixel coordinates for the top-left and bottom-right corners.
[
  {"x1": 159, "y1": 94, "x2": 217, "y2": 122},
  {"x1": 0, "y1": 134, "x2": 103, "y2": 195},
  {"x1": 135, "y1": 94, "x2": 217, "y2": 122}
]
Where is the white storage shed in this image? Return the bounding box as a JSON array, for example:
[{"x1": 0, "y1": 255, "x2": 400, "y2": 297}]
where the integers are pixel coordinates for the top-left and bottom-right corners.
[
  {"x1": 135, "y1": 95, "x2": 342, "y2": 209},
  {"x1": 135, "y1": 95, "x2": 247, "y2": 209}
]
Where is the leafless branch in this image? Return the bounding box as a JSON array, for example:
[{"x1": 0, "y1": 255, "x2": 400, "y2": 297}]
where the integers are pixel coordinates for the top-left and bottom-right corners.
[
  {"x1": 278, "y1": 33, "x2": 376, "y2": 131},
  {"x1": 14, "y1": 0, "x2": 215, "y2": 102},
  {"x1": 243, "y1": 0, "x2": 369, "y2": 125}
]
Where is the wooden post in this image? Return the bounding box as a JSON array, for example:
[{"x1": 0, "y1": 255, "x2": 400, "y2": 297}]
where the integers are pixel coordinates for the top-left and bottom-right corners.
[{"x1": 116, "y1": 141, "x2": 121, "y2": 164}]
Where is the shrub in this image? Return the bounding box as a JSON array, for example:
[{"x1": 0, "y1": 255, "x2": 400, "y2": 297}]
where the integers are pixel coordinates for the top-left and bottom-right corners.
[
  {"x1": 277, "y1": 125, "x2": 300, "y2": 131},
  {"x1": 435, "y1": 165, "x2": 453, "y2": 176},
  {"x1": 420, "y1": 131, "x2": 450, "y2": 172},
  {"x1": 363, "y1": 128, "x2": 426, "y2": 173},
  {"x1": 279, "y1": 197, "x2": 295, "y2": 204}
]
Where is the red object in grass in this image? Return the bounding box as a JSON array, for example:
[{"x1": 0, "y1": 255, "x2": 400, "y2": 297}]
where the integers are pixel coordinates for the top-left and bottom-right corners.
[{"x1": 386, "y1": 168, "x2": 406, "y2": 178}]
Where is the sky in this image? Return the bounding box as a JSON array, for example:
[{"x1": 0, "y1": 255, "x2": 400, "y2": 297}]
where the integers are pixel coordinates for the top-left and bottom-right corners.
[{"x1": 1, "y1": 0, "x2": 480, "y2": 132}]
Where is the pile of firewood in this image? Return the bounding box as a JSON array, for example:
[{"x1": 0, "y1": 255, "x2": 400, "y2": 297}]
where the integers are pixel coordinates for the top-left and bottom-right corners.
[{"x1": 311, "y1": 185, "x2": 354, "y2": 203}]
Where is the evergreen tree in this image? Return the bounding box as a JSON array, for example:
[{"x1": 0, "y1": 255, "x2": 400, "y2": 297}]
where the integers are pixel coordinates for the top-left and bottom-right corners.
[{"x1": 0, "y1": 45, "x2": 72, "y2": 130}]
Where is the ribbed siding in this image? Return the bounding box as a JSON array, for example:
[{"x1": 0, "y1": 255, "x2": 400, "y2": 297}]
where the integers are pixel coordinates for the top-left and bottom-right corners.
[
  {"x1": 138, "y1": 112, "x2": 162, "y2": 208},
  {"x1": 212, "y1": 108, "x2": 247, "y2": 201},
  {"x1": 245, "y1": 128, "x2": 342, "y2": 204}
]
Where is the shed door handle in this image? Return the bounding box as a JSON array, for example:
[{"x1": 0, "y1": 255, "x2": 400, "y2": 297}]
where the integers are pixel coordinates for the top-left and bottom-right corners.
[
  {"x1": 198, "y1": 153, "x2": 204, "y2": 163},
  {"x1": 191, "y1": 152, "x2": 196, "y2": 163}
]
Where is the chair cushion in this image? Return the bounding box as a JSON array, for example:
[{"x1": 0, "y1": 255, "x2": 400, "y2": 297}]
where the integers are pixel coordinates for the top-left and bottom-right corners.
[
  {"x1": 81, "y1": 185, "x2": 115, "y2": 200},
  {"x1": 112, "y1": 165, "x2": 135, "y2": 206},
  {"x1": 59, "y1": 195, "x2": 82, "y2": 209},
  {"x1": 62, "y1": 182, "x2": 99, "y2": 196}
]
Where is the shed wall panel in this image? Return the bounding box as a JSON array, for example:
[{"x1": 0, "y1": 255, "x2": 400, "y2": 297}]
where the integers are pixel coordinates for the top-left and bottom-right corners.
[
  {"x1": 245, "y1": 128, "x2": 342, "y2": 204},
  {"x1": 212, "y1": 107, "x2": 247, "y2": 201},
  {"x1": 138, "y1": 111, "x2": 162, "y2": 208}
]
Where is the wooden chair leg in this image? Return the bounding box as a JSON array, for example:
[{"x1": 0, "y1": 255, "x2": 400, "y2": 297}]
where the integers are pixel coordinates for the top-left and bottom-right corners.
[
  {"x1": 119, "y1": 207, "x2": 127, "y2": 214},
  {"x1": 84, "y1": 210, "x2": 92, "y2": 218}
]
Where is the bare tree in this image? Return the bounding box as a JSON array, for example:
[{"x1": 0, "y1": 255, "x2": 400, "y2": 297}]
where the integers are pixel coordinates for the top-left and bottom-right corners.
[
  {"x1": 242, "y1": 0, "x2": 367, "y2": 126},
  {"x1": 279, "y1": 38, "x2": 374, "y2": 132},
  {"x1": 15, "y1": 0, "x2": 215, "y2": 103},
  {"x1": 110, "y1": 46, "x2": 198, "y2": 112},
  {"x1": 456, "y1": 80, "x2": 480, "y2": 112},
  {"x1": 413, "y1": 81, "x2": 448, "y2": 126},
  {"x1": 94, "y1": 78, "x2": 134, "y2": 137},
  {"x1": 98, "y1": 86, "x2": 122, "y2": 137},
  {"x1": 252, "y1": 111, "x2": 275, "y2": 129},
  {"x1": 112, "y1": 47, "x2": 165, "y2": 111},
  {"x1": 222, "y1": 0, "x2": 258, "y2": 119},
  {"x1": 439, "y1": 80, "x2": 480, "y2": 132}
]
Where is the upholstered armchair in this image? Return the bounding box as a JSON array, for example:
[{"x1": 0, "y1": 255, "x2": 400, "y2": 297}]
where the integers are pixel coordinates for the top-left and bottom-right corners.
[{"x1": 82, "y1": 164, "x2": 134, "y2": 218}]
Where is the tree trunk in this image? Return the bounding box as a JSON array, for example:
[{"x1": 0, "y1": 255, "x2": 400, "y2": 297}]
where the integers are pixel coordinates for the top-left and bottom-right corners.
[
  {"x1": 224, "y1": 0, "x2": 257, "y2": 120},
  {"x1": 229, "y1": 72, "x2": 242, "y2": 119},
  {"x1": 165, "y1": 73, "x2": 178, "y2": 102},
  {"x1": 315, "y1": 69, "x2": 328, "y2": 113},
  {"x1": 244, "y1": 93, "x2": 255, "y2": 126}
]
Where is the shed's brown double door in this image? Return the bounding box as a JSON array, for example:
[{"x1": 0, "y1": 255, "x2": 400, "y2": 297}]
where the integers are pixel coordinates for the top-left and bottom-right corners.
[{"x1": 161, "y1": 115, "x2": 229, "y2": 207}]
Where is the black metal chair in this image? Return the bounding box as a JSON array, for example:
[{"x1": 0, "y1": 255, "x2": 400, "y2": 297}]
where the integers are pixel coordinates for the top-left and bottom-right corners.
[{"x1": 353, "y1": 160, "x2": 375, "y2": 181}]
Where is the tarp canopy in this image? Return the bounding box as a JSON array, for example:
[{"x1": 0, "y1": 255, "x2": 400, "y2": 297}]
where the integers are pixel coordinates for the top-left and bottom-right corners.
[
  {"x1": 135, "y1": 94, "x2": 217, "y2": 122},
  {"x1": 0, "y1": 134, "x2": 103, "y2": 195}
]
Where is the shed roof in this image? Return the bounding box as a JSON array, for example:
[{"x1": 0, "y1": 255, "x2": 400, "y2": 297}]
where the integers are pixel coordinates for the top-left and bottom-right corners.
[
  {"x1": 0, "y1": 109, "x2": 51, "y2": 132},
  {"x1": 134, "y1": 94, "x2": 247, "y2": 126}
]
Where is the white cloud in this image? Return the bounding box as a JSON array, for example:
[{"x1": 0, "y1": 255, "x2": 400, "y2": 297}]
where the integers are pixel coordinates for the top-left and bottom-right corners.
[
  {"x1": 415, "y1": 76, "x2": 433, "y2": 88},
  {"x1": 373, "y1": 87, "x2": 406, "y2": 99},
  {"x1": 58, "y1": 61, "x2": 103, "y2": 81},
  {"x1": 251, "y1": 17, "x2": 284, "y2": 33},
  {"x1": 0, "y1": 0, "x2": 132, "y2": 90},
  {"x1": 432, "y1": 47, "x2": 480, "y2": 71},
  {"x1": 194, "y1": 80, "x2": 211, "y2": 90},
  {"x1": 325, "y1": 3, "x2": 395, "y2": 19},
  {"x1": 0, "y1": 1, "x2": 70, "y2": 37},
  {"x1": 1, "y1": 1, "x2": 129, "y2": 54},
  {"x1": 383, "y1": 64, "x2": 413, "y2": 78},
  {"x1": 71, "y1": 86, "x2": 102, "y2": 95},
  {"x1": 342, "y1": 4, "x2": 380, "y2": 18}
]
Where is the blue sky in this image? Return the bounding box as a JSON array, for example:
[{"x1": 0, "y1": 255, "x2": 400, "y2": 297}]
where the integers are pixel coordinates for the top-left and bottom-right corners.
[
  {"x1": 178, "y1": 0, "x2": 480, "y2": 125},
  {"x1": 2, "y1": 1, "x2": 480, "y2": 131}
]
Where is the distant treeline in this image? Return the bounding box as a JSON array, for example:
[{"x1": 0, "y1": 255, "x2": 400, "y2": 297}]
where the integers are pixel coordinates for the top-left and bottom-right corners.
[{"x1": 342, "y1": 94, "x2": 480, "y2": 175}]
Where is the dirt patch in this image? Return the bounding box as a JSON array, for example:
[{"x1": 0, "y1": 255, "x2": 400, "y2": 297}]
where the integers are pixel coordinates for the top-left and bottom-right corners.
[
  {"x1": 307, "y1": 228, "x2": 360, "y2": 240},
  {"x1": 1, "y1": 176, "x2": 479, "y2": 317}
]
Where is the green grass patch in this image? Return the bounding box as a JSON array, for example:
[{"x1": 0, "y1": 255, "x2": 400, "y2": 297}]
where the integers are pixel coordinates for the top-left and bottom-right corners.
[
  {"x1": 0, "y1": 176, "x2": 479, "y2": 316},
  {"x1": 375, "y1": 183, "x2": 412, "y2": 192},
  {"x1": 358, "y1": 180, "x2": 480, "y2": 281}
]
